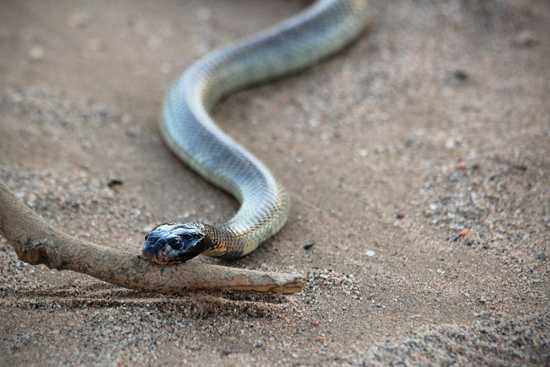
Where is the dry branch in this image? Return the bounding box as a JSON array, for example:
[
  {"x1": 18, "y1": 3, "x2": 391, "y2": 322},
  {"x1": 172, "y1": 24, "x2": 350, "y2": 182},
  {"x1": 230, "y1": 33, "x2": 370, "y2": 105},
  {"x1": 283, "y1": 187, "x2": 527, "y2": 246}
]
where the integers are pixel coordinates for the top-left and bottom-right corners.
[{"x1": 0, "y1": 181, "x2": 306, "y2": 294}]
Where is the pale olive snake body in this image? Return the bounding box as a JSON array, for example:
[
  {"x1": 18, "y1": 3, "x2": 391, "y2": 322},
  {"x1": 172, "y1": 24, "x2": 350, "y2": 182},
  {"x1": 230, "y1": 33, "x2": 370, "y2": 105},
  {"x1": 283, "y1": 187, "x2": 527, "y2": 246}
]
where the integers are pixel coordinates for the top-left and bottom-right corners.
[{"x1": 143, "y1": 0, "x2": 369, "y2": 264}]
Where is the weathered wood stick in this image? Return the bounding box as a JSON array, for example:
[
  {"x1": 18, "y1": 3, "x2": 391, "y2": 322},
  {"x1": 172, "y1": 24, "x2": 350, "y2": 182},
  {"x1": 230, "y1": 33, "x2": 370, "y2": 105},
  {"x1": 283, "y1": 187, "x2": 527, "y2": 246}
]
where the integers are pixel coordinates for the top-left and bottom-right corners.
[{"x1": 0, "y1": 181, "x2": 306, "y2": 294}]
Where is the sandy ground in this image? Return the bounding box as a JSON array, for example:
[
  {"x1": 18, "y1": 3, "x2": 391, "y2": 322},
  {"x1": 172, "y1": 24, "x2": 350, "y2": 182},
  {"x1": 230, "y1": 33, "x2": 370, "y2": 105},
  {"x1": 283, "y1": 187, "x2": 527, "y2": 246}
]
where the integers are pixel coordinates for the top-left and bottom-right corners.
[{"x1": 0, "y1": 0, "x2": 549, "y2": 366}]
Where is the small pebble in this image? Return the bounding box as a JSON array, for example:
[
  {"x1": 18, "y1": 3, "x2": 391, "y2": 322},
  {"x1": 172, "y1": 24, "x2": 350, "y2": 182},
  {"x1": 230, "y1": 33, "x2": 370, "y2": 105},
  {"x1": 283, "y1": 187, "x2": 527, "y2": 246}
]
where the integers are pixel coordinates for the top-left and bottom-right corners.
[
  {"x1": 303, "y1": 240, "x2": 315, "y2": 250},
  {"x1": 450, "y1": 233, "x2": 461, "y2": 242},
  {"x1": 512, "y1": 30, "x2": 538, "y2": 48},
  {"x1": 254, "y1": 340, "x2": 263, "y2": 348},
  {"x1": 366, "y1": 250, "x2": 376, "y2": 257},
  {"x1": 453, "y1": 70, "x2": 469, "y2": 81},
  {"x1": 107, "y1": 178, "x2": 123, "y2": 189},
  {"x1": 445, "y1": 138, "x2": 460, "y2": 149},
  {"x1": 29, "y1": 45, "x2": 44, "y2": 60}
]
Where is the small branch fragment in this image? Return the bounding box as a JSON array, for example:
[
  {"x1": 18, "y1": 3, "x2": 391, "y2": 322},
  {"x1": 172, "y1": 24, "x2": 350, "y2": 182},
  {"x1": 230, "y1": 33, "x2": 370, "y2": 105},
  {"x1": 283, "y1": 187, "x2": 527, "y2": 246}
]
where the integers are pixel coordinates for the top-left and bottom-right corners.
[{"x1": 0, "y1": 182, "x2": 306, "y2": 294}]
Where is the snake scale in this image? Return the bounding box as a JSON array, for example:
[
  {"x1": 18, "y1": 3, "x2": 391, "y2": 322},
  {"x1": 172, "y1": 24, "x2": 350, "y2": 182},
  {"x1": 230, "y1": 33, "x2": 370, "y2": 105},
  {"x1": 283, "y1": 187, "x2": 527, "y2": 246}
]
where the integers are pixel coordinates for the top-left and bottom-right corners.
[{"x1": 143, "y1": 0, "x2": 369, "y2": 264}]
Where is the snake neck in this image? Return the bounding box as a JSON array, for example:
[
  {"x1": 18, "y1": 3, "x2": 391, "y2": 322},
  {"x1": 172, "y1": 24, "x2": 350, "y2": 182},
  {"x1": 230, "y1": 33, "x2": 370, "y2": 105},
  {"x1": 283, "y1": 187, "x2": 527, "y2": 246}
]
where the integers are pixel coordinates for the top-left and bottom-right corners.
[{"x1": 201, "y1": 223, "x2": 246, "y2": 259}]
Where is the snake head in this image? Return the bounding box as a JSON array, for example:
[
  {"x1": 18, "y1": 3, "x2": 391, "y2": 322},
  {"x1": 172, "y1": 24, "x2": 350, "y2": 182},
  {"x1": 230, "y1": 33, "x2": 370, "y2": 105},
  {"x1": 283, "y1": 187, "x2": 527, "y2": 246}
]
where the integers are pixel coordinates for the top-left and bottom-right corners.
[{"x1": 142, "y1": 223, "x2": 208, "y2": 264}]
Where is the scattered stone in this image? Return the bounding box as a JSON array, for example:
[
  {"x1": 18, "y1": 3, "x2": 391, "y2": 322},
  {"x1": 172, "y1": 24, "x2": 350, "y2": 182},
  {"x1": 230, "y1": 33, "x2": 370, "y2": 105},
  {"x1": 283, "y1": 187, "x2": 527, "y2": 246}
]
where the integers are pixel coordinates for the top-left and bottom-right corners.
[
  {"x1": 361, "y1": 313, "x2": 550, "y2": 366},
  {"x1": 453, "y1": 69, "x2": 468, "y2": 82},
  {"x1": 306, "y1": 269, "x2": 362, "y2": 300},
  {"x1": 29, "y1": 45, "x2": 44, "y2": 60},
  {"x1": 314, "y1": 335, "x2": 327, "y2": 343},
  {"x1": 512, "y1": 30, "x2": 538, "y2": 48},
  {"x1": 221, "y1": 349, "x2": 236, "y2": 356},
  {"x1": 450, "y1": 228, "x2": 472, "y2": 242},
  {"x1": 366, "y1": 250, "x2": 376, "y2": 257},
  {"x1": 535, "y1": 252, "x2": 546, "y2": 262},
  {"x1": 107, "y1": 178, "x2": 124, "y2": 189},
  {"x1": 254, "y1": 340, "x2": 263, "y2": 348},
  {"x1": 303, "y1": 240, "x2": 315, "y2": 250},
  {"x1": 423, "y1": 154, "x2": 547, "y2": 272},
  {"x1": 445, "y1": 138, "x2": 461, "y2": 149}
]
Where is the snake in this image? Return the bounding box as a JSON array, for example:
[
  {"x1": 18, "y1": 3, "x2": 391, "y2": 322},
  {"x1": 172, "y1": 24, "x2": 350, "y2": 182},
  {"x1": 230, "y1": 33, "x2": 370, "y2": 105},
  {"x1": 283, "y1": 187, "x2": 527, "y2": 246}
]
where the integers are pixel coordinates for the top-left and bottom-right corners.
[{"x1": 142, "y1": 0, "x2": 369, "y2": 264}]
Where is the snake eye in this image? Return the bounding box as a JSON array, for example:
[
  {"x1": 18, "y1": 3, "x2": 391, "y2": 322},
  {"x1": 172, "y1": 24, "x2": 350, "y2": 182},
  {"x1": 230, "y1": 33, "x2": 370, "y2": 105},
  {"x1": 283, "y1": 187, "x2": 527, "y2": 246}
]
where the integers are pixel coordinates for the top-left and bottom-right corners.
[{"x1": 167, "y1": 237, "x2": 180, "y2": 249}]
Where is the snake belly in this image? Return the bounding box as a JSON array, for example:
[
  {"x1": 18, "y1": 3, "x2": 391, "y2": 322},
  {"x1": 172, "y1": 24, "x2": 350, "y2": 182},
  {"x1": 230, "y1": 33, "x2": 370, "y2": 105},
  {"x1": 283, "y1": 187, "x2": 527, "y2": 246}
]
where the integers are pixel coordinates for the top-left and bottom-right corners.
[{"x1": 160, "y1": 0, "x2": 369, "y2": 259}]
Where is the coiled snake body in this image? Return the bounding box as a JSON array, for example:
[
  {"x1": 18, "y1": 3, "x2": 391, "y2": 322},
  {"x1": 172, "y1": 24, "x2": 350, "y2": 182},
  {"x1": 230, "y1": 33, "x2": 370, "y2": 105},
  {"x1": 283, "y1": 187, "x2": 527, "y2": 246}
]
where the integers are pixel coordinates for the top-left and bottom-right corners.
[{"x1": 143, "y1": 0, "x2": 369, "y2": 264}]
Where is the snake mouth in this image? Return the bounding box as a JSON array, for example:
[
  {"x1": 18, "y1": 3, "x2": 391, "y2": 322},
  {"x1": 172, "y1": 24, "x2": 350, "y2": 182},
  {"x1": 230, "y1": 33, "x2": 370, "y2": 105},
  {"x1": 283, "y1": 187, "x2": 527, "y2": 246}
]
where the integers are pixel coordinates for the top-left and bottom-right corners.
[{"x1": 142, "y1": 248, "x2": 179, "y2": 265}]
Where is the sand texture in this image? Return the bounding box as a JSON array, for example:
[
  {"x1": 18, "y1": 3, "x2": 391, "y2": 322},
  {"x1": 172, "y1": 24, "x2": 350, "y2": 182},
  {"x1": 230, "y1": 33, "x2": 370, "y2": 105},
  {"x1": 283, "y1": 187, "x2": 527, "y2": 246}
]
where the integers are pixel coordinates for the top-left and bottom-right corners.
[{"x1": 0, "y1": 0, "x2": 549, "y2": 366}]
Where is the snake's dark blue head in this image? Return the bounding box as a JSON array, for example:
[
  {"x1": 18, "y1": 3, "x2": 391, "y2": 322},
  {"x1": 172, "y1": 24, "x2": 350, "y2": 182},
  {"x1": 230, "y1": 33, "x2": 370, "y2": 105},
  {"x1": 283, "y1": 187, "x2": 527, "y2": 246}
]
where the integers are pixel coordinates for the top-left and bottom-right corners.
[{"x1": 142, "y1": 223, "x2": 208, "y2": 264}]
